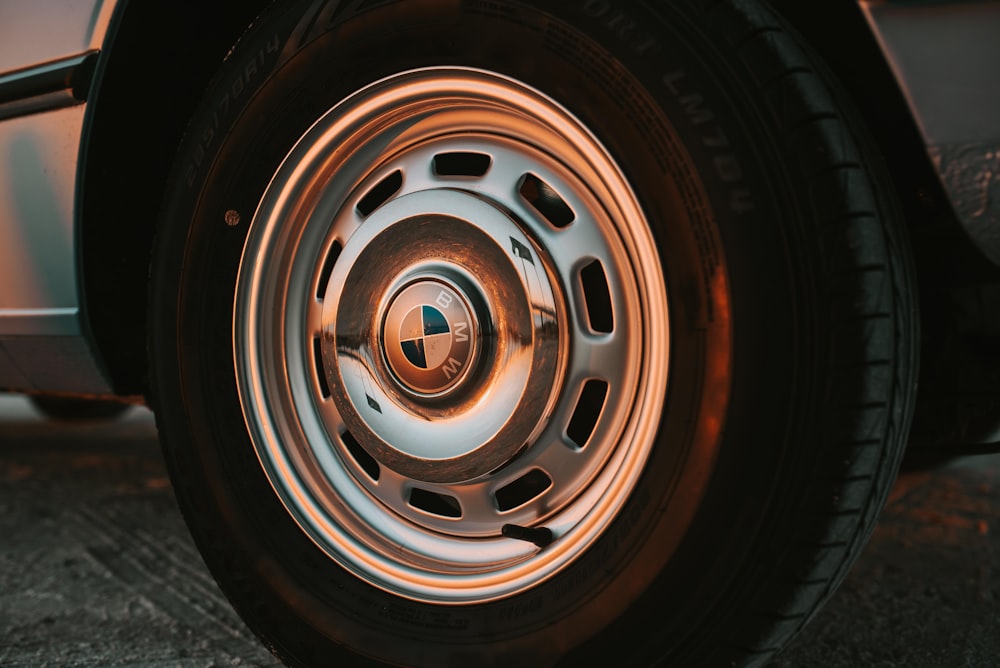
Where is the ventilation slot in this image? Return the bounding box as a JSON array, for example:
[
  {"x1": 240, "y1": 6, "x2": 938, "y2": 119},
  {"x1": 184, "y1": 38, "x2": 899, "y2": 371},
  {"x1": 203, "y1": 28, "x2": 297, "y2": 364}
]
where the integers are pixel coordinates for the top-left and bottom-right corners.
[
  {"x1": 343, "y1": 430, "x2": 380, "y2": 481},
  {"x1": 519, "y1": 173, "x2": 575, "y2": 228},
  {"x1": 566, "y1": 379, "x2": 609, "y2": 448},
  {"x1": 433, "y1": 152, "x2": 492, "y2": 177},
  {"x1": 495, "y1": 469, "x2": 552, "y2": 512},
  {"x1": 313, "y1": 336, "x2": 331, "y2": 399},
  {"x1": 580, "y1": 260, "x2": 614, "y2": 333},
  {"x1": 316, "y1": 240, "x2": 342, "y2": 300},
  {"x1": 356, "y1": 170, "x2": 402, "y2": 217},
  {"x1": 409, "y1": 488, "x2": 462, "y2": 518}
]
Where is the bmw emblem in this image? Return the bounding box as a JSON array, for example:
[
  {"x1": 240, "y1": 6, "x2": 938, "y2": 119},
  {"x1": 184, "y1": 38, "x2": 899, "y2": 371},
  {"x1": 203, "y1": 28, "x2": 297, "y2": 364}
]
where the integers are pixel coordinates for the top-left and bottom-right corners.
[{"x1": 382, "y1": 280, "x2": 477, "y2": 395}]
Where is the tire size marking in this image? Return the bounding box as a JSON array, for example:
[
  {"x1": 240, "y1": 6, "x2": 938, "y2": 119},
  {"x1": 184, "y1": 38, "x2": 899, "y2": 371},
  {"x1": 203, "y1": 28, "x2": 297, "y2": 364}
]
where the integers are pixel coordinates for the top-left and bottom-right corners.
[
  {"x1": 662, "y1": 70, "x2": 755, "y2": 216},
  {"x1": 497, "y1": 597, "x2": 543, "y2": 623},
  {"x1": 185, "y1": 34, "x2": 282, "y2": 188},
  {"x1": 376, "y1": 603, "x2": 470, "y2": 632}
]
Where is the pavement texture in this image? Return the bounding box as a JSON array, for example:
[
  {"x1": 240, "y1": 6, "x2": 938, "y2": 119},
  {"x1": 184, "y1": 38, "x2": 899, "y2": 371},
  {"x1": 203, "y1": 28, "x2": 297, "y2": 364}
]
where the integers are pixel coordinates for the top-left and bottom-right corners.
[
  {"x1": 774, "y1": 455, "x2": 1000, "y2": 667},
  {"x1": 0, "y1": 393, "x2": 998, "y2": 667},
  {"x1": 0, "y1": 396, "x2": 277, "y2": 667}
]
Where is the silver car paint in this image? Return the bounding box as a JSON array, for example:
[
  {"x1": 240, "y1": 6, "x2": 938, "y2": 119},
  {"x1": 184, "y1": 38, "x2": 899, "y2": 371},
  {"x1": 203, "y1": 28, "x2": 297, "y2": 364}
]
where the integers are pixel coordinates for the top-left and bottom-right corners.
[
  {"x1": 0, "y1": 0, "x2": 115, "y2": 73},
  {"x1": 0, "y1": 0, "x2": 116, "y2": 393}
]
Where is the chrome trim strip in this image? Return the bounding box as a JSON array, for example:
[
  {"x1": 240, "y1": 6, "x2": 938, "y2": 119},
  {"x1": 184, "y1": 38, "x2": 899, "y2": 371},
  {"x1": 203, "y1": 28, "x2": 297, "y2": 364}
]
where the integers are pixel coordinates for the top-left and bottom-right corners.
[
  {"x1": 0, "y1": 51, "x2": 99, "y2": 121},
  {"x1": 0, "y1": 308, "x2": 82, "y2": 336}
]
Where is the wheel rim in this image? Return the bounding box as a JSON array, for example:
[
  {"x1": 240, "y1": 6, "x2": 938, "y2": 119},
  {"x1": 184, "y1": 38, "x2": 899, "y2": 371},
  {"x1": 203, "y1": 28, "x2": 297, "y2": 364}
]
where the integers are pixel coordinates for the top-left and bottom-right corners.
[{"x1": 235, "y1": 67, "x2": 669, "y2": 603}]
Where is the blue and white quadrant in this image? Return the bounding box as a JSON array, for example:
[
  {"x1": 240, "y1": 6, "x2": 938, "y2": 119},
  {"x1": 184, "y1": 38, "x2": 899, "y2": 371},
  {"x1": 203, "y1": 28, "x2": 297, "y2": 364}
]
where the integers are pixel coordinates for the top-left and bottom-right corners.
[{"x1": 398, "y1": 305, "x2": 452, "y2": 370}]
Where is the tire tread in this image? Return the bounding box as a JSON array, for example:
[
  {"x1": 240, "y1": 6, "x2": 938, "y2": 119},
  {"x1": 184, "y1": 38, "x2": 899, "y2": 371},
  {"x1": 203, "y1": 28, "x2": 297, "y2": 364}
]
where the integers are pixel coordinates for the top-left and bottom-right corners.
[{"x1": 689, "y1": 0, "x2": 916, "y2": 665}]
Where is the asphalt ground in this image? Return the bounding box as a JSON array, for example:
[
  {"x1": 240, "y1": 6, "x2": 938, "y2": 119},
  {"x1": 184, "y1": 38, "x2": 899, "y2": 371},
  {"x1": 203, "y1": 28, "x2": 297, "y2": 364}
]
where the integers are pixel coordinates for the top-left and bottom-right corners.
[{"x1": 1, "y1": 393, "x2": 998, "y2": 667}]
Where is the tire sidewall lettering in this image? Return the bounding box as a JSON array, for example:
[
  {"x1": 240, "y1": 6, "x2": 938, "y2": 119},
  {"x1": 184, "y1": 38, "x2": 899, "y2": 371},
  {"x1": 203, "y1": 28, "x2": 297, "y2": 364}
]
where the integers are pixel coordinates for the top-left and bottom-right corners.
[{"x1": 184, "y1": 33, "x2": 284, "y2": 189}]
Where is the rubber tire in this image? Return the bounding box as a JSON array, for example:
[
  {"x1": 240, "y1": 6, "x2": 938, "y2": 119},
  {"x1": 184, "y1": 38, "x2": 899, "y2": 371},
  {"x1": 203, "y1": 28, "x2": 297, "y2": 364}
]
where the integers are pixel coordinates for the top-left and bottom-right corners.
[{"x1": 149, "y1": 1, "x2": 917, "y2": 666}]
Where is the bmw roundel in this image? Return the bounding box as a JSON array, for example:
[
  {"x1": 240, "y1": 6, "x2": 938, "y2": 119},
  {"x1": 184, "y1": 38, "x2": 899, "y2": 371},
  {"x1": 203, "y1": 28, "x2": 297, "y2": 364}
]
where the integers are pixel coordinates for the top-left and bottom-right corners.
[{"x1": 381, "y1": 281, "x2": 476, "y2": 395}]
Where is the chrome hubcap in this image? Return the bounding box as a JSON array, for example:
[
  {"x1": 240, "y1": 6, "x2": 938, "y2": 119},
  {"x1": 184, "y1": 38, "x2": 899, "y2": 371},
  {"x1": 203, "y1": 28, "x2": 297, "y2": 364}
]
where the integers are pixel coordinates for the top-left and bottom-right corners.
[
  {"x1": 234, "y1": 67, "x2": 669, "y2": 603},
  {"x1": 320, "y1": 189, "x2": 563, "y2": 484}
]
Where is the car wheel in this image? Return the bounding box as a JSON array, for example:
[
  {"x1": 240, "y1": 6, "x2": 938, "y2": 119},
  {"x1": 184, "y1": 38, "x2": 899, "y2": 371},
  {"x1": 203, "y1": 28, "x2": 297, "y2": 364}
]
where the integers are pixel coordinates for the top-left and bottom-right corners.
[{"x1": 149, "y1": 1, "x2": 917, "y2": 666}]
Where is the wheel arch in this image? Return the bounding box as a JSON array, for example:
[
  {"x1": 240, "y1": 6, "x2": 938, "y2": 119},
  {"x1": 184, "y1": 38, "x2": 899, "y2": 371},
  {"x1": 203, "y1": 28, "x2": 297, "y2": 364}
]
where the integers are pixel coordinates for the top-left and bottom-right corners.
[
  {"x1": 79, "y1": 0, "x2": 271, "y2": 395},
  {"x1": 770, "y1": 1, "x2": 1000, "y2": 456},
  {"x1": 767, "y1": 1, "x2": 950, "y2": 235}
]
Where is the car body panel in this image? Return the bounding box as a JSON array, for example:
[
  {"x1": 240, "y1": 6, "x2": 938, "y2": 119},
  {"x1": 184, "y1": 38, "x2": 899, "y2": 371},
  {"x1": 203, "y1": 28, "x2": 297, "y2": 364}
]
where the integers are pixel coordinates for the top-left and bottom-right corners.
[
  {"x1": 0, "y1": 0, "x2": 115, "y2": 74},
  {"x1": 861, "y1": 0, "x2": 1000, "y2": 265},
  {"x1": 0, "y1": 103, "x2": 112, "y2": 393},
  {"x1": 0, "y1": 106, "x2": 83, "y2": 314},
  {"x1": 0, "y1": 0, "x2": 116, "y2": 392}
]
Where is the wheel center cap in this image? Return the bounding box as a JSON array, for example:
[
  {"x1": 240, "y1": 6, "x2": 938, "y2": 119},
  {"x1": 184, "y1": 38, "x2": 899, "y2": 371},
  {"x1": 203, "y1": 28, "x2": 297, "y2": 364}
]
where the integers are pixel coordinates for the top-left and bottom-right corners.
[{"x1": 382, "y1": 280, "x2": 477, "y2": 396}]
